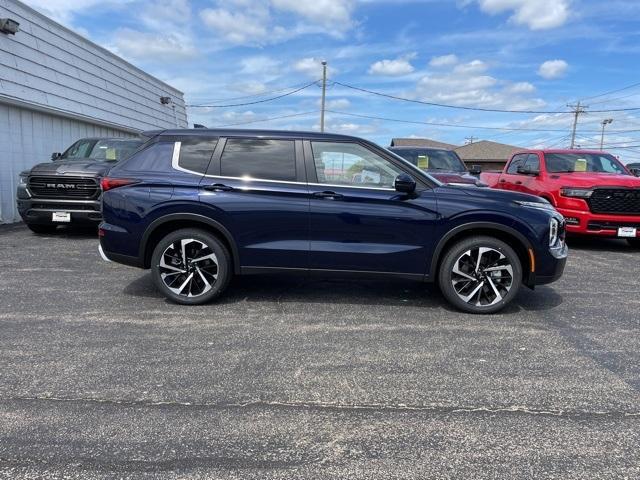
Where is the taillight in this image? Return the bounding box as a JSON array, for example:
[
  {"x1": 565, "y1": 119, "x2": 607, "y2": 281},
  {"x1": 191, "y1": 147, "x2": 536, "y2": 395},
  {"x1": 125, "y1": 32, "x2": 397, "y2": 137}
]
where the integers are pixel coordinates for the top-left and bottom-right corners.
[{"x1": 101, "y1": 177, "x2": 138, "y2": 192}]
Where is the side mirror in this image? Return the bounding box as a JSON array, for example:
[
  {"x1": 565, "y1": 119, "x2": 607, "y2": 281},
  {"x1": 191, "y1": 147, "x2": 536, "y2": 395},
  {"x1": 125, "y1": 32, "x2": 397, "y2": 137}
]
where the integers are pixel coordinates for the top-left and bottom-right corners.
[
  {"x1": 631, "y1": 167, "x2": 640, "y2": 177},
  {"x1": 469, "y1": 165, "x2": 482, "y2": 175},
  {"x1": 517, "y1": 165, "x2": 539, "y2": 176},
  {"x1": 394, "y1": 173, "x2": 416, "y2": 194},
  {"x1": 51, "y1": 152, "x2": 62, "y2": 161}
]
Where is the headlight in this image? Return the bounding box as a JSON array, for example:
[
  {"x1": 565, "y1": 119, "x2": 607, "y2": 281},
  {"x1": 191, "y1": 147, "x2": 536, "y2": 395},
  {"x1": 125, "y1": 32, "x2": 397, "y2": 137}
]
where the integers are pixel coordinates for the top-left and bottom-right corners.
[
  {"x1": 560, "y1": 188, "x2": 593, "y2": 198},
  {"x1": 19, "y1": 173, "x2": 28, "y2": 185},
  {"x1": 549, "y1": 218, "x2": 559, "y2": 246},
  {"x1": 514, "y1": 200, "x2": 555, "y2": 211}
]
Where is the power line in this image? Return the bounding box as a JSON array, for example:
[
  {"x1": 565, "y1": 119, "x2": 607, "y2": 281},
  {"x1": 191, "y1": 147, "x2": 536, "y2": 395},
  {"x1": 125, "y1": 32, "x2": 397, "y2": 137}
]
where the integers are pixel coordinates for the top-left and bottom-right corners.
[
  {"x1": 188, "y1": 81, "x2": 320, "y2": 105},
  {"x1": 325, "y1": 109, "x2": 640, "y2": 134},
  {"x1": 332, "y1": 81, "x2": 640, "y2": 114},
  {"x1": 187, "y1": 81, "x2": 318, "y2": 108},
  {"x1": 209, "y1": 110, "x2": 318, "y2": 128},
  {"x1": 579, "y1": 81, "x2": 640, "y2": 102}
]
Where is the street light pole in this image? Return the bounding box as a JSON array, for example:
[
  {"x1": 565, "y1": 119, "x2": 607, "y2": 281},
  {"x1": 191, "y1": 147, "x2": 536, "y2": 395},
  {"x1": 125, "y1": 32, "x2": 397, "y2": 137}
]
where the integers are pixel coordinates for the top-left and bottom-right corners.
[
  {"x1": 600, "y1": 118, "x2": 613, "y2": 150},
  {"x1": 320, "y1": 61, "x2": 327, "y2": 133}
]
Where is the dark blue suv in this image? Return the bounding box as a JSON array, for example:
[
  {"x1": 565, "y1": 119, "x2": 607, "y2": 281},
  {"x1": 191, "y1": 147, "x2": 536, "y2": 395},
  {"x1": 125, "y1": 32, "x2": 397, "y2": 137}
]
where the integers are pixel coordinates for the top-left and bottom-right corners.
[{"x1": 99, "y1": 129, "x2": 567, "y2": 313}]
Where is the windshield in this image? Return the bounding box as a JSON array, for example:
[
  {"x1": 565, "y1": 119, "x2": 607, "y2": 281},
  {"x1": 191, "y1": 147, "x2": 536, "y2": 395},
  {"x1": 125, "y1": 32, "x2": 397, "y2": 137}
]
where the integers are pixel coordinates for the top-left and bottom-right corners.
[
  {"x1": 60, "y1": 138, "x2": 144, "y2": 162},
  {"x1": 545, "y1": 153, "x2": 629, "y2": 174},
  {"x1": 390, "y1": 148, "x2": 466, "y2": 172}
]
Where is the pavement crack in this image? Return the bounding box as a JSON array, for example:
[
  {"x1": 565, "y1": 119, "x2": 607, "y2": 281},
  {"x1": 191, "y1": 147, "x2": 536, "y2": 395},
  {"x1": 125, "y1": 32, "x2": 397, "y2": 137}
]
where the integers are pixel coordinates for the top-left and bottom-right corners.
[{"x1": 3, "y1": 395, "x2": 639, "y2": 419}]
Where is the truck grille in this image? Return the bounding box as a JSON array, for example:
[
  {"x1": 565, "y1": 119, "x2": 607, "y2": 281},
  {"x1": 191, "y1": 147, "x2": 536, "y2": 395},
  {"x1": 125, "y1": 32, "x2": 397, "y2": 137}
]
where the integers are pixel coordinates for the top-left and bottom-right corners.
[
  {"x1": 28, "y1": 176, "x2": 99, "y2": 199},
  {"x1": 587, "y1": 188, "x2": 640, "y2": 215}
]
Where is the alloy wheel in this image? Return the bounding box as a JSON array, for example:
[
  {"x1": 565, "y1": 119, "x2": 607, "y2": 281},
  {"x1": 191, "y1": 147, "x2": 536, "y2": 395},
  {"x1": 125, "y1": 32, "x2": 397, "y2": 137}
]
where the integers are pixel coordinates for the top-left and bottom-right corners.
[
  {"x1": 451, "y1": 247, "x2": 514, "y2": 307},
  {"x1": 158, "y1": 238, "x2": 218, "y2": 298}
]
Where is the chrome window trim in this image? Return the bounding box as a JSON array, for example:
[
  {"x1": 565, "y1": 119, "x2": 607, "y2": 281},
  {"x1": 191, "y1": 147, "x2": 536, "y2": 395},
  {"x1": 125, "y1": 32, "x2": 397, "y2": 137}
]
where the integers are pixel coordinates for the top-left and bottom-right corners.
[
  {"x1": 200, "y1": 173, "x2": 396, "y2": 191},
  {"x1": 171, "y1": 141, "x2": 195, "y2": 175}
]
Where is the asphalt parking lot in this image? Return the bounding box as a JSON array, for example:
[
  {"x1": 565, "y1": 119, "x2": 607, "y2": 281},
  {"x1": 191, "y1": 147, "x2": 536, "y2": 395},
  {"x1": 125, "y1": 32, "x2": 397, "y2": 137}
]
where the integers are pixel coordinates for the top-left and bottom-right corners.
[{"x1": 0, "y1": 224, "x2": 639, "y2": 479}]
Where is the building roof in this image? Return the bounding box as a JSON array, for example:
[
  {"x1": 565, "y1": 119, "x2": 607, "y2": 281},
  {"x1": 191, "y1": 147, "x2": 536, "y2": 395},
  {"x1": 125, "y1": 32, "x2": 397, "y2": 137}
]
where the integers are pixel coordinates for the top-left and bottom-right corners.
[
  {"x1": 454, "y1": 140, "x2": 521, "y2": 162},
  {"x1": 390, "y1": 138, "x2": 458, "y2": 150}
]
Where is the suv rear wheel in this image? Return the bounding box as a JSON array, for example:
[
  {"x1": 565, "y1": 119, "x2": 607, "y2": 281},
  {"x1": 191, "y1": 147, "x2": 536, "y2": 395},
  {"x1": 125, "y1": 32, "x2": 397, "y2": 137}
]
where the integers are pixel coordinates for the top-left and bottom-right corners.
[
  {"x1": 438, "y1": 236, "x2": 522, "y2": 314},
  {"x1": 151, "y1": 228, "x2": 231, "y2": 305}
]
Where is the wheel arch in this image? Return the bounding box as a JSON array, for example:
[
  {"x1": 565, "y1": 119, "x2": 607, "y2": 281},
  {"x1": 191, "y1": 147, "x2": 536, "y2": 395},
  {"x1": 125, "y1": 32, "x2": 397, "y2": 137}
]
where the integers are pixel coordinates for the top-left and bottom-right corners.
[
  {"x1": 140, "y1": 213, "x2": 240, "y2": 274},
  {"x1": 430, "y1": 222, "x2": 536, "y2": 287}
]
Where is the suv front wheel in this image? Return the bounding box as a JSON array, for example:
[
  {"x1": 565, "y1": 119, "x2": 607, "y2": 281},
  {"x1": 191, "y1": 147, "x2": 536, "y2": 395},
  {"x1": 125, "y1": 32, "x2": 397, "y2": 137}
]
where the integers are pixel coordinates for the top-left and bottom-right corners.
[
  {"x1": 438, "y1": 236, "x2": 522, "y2": 314},
  {"x1": 151, "y1": 228, "x2": 231, "y2": 305}
]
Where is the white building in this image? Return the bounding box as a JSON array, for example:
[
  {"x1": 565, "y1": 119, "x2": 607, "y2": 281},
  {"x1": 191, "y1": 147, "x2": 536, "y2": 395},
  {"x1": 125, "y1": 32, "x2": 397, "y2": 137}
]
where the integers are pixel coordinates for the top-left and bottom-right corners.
[{"x1": 0, "y1": 0, "x2": 188, "y2": 223}]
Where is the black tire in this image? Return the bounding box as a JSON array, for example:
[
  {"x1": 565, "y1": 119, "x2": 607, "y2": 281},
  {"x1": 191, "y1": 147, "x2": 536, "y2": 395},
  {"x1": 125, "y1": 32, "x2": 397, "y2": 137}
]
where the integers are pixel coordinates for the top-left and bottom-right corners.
[
  {"x1": 150, "y1": 228, "x2": 232, "y2": 305},
  {"x1": 627, "y1": 238, "x2": 640, "y2": 249},
  {"x1": 27, "y1": 224, "x2": 58, "y2": 234},
  {"x1": 438, "y1": 236, "x2": 522, "y2": 314}
]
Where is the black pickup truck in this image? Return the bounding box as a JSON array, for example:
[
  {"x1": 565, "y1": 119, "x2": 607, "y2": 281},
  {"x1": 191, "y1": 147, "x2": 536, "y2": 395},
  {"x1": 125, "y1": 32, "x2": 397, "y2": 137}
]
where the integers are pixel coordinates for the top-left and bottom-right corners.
[{"x1": 16, "y1": 137, "x2": 143, "y2": 233}]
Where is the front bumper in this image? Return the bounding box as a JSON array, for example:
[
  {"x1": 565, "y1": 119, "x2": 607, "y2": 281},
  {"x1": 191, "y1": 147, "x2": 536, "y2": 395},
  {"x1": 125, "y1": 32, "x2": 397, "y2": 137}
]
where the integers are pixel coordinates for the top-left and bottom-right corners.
[
  {"x1": 17, "y1": 197, "x2": 102, "y2": 225},
  {"x1": 534, "y1": 243, "x2": 568, "y2": 285},
  {"x1": 557, "y1": 207, "x2": 640, "y2": 238}
]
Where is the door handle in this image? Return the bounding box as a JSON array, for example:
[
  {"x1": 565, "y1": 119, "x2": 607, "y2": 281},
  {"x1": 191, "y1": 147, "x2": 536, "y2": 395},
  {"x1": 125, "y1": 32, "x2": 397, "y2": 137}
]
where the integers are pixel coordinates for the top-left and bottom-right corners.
[
  {"x1": 203, "y1": 183, "x2": 234, "y2": 192},
  {"x1": 515, "y1": 181, "x2": 523, "y2": 185},
  {"x1": 312, "y1": 191, "x2": 343, "y2": 200},
  {"x1": 499, "y1": 179, "x2": 506, "y2": 183}
]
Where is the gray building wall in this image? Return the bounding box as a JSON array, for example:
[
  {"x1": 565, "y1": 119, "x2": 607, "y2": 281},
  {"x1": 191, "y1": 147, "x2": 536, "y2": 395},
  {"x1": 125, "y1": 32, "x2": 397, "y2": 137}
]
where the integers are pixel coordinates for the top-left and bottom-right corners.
[{"x1": 0, "y1": 0, "x2": 188, "y2": 223}]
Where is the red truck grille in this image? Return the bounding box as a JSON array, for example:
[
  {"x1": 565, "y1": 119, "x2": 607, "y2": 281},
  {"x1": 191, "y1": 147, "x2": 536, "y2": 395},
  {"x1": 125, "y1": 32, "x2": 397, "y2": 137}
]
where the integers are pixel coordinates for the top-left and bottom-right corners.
[
  {"x1": 28, "y1": 176, "x2": 99, "y2": 199},
  {"x1": 587, "y1": 188, "x2": 640, "y2": 215}
]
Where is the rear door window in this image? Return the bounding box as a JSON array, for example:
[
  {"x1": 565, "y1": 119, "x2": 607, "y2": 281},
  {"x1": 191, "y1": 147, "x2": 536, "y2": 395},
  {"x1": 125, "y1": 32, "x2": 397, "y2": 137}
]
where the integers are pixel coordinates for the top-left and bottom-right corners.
[
  {"x1": 178, "y1": 138, "x2": 218, "y2": 174},
  {"x1": 220, "y1": 138, "x2": 296, "y2": 181}
]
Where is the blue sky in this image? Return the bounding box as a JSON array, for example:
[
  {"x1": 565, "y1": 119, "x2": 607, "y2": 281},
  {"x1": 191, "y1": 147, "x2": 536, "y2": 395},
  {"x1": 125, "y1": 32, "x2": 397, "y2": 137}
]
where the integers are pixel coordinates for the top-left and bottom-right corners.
[{"x1": 25, "y1": 0, "x2": 640, "y2": 162}]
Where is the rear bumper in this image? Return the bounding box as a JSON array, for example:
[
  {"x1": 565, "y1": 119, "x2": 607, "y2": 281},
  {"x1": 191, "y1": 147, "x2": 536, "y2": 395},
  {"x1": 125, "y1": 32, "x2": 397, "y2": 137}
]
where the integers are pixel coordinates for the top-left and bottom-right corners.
[{"x1": 556, "y1": 207, "x2": 640, "y2": 237}]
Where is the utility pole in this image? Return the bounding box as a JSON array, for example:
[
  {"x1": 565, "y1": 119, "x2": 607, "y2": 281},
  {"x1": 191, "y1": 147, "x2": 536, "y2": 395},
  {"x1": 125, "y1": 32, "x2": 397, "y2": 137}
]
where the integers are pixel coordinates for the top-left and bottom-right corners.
[
  {"x1": 465, "y1": 136, "x2": 476, "y2": 145},
  {"x1": 320, "y1": 61, "x2": 327, "y2": 132},
  {"x1": 568, "y1": 101, "x2": 587, "y2": 149},
  {"x1": 600, "y1": 118, "x2": 613, "y2": 150}
]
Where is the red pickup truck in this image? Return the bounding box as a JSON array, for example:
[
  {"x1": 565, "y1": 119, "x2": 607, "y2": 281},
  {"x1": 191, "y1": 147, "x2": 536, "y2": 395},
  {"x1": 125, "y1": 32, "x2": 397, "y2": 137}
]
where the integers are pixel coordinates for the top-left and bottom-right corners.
[{"x1": 481, "y1": 149, "x2": 640, "y2": 246}]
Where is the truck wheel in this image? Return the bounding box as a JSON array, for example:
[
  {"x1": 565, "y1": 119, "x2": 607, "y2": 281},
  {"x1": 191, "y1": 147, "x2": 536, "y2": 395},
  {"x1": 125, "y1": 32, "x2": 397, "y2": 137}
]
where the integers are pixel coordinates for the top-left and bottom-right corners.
[
  {"x1": 627, "y1": 238, "x2": 640, "y2": 249},
  {"x1": 27, "y1": 224, "x2": 58, "y2": 234},
  {"x1": 438, "y1": 236, "x2": 522, "y2": 314},
  {"x1": 150, "y1": 228, "x2": 232, "y2": 305}
]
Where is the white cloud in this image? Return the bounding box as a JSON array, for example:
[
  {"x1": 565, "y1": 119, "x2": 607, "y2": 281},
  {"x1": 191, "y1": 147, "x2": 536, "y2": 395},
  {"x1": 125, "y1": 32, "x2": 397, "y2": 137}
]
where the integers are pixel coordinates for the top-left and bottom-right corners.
[
  {"x1": 139, "y1": 0, "x2": 191, "y2": 30},
  {"x1": 271, "y1": 0, "x2": 355, "y2": 30},
  {"x1": 24, "y1": 0, "x2": 132, "y2": 24},
  {"x1": 475, "y1": 0, "x2": 570, "y2": 30},
  {"x1": 293, "y1": 57, "x2": 333, "y2": 78},
  {"x1": 240, "y1": 56, "x2": 282, "y2": 76},
  {"x1": 429, "y1": 54, "x2": 459, "y2": 68},
  {"x1": 538, "y1": 59, "x2": 568, "y2": 79},
  {"x1": 324, "y1": 98, "x2": 351, "y2": 109},
  {"x1": 368, "y1": 54, "x2": 416, "y2": 76},
  {"x1": 452, "y1": 59, "x2": 488, "y2": 75},
  {"x1": 111, "y1": 29, "x2": 197, "y2": 61},
  {"x1": 200, "y1": 6, "x2": 271, "y2": 44},
  {"x1": 507, "y1": 81, "x2": 536, "y2": 94},
  {"x1": 411, "y1": 58, "x2": 545, "y2": 110}
]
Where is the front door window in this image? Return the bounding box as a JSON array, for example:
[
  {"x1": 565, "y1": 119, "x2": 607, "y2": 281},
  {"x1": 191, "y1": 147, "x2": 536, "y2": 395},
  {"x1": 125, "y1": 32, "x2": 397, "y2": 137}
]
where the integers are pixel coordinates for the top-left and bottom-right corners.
[{"x1": 311, "y1": 142, "x2": 403, "y2": 189}]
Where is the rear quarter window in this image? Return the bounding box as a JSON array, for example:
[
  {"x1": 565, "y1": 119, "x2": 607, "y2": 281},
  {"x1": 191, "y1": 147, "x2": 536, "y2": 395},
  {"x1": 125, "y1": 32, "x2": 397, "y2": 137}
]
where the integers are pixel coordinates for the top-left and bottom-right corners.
[
  {"x1": 119, "y1": 142, "x2": 174, "y2": 172},
  {"x1": 178, "y1": 138, "x2": 218, "y2": 174}
]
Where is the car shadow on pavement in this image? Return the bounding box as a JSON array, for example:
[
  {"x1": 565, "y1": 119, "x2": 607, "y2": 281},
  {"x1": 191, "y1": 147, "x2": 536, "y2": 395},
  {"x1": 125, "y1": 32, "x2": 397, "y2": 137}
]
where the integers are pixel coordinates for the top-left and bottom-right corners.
[
  {"x1": 567, "y1": 236, "x2": 637, "y2": 252},
  {"x1": 123, "y1": 272, "x2": 564, "y2": 314}
]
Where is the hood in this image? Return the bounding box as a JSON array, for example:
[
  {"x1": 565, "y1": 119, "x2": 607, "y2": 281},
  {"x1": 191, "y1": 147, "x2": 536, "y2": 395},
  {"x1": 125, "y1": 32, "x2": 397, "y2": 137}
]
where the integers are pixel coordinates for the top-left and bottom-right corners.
[
  {"x1": 28, "y1": 159, "x2": 115, "y2": 177},
  {"x1": 442, "y1": 183, "x2": 549, "y2": 205},
  {"x1": 545, "y1": 171, "x2": 640, "y2": 188},
  {"x1": 428, "y1": 171, "x2": 480, "y2": 185}
]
